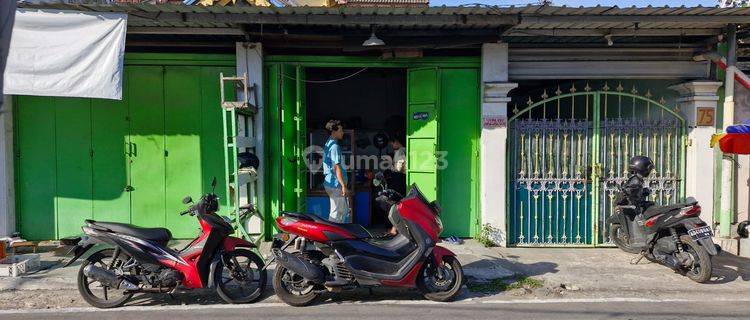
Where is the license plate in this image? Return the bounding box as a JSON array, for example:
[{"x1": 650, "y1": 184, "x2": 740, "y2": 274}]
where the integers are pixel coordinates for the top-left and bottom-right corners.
[{"x1": 688, "y1": 225, "x2": 713, "y2": 241}]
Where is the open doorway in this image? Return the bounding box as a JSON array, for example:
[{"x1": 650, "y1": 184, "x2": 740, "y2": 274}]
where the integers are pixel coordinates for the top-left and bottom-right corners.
[{"x1": 304, "y1": 67, "x2": 407, "y2": 232}]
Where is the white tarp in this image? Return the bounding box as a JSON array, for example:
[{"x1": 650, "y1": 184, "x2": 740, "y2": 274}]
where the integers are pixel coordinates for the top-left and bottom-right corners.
[{"x1": 3, "y1": 9, "x2": 127, "y2": 100}]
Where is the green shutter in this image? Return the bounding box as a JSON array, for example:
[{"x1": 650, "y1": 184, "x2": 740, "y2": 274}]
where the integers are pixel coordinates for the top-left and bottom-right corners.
[
  {"x1": 128, "y1": 66, "x2": 167, "y2": 229},
  {"x1": 406, "y1": 67, "x2": 440, "y2": 201}
]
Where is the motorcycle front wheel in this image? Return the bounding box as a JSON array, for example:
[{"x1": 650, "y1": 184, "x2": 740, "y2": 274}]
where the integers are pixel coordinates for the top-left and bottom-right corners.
[
  {"x1": 215, "y1": 248, "x2": 266, "y2": 304},
  {"x1": 417, "y1": 255, "x2": 464, "y2": 302}
]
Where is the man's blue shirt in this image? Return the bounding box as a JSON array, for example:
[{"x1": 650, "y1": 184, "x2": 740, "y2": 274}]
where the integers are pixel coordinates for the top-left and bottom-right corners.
[{"x1": 323, "y1": 138, "x2": 347, "y2": 189}]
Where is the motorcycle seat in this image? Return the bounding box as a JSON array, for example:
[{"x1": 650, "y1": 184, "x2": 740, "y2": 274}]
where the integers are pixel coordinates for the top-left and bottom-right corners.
[
  {"x1": 642, "y1": 198, "x2": 698, "y2": 219},
  {"x1": 282, "y1": 212, "x2": 371, "y2": 239},
  {"x1": 85, "y1": 220, "x2": 172, "y2": 243}
]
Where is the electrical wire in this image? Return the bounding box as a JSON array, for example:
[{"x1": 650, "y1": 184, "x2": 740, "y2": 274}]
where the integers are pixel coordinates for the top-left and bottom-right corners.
[{"x1": 282, "y1": 67, "x2": 369, "y2": 84}]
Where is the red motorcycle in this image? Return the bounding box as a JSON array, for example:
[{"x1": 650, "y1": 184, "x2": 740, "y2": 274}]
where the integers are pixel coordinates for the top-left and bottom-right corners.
[
  {"x1": 270, "y1": 174, "x2": 463, "y2": 306},
  {"x1": 65, "y1": 178, "x2": 266, "y2": 308}
]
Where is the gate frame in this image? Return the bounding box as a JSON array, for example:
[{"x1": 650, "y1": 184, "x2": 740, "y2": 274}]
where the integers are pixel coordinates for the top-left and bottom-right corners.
[{"x1": 505, "y1": 89, "x2": 687, "y2": 247}]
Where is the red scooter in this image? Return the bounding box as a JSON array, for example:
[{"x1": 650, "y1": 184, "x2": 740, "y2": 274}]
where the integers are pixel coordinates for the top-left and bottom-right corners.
[
  {"x1": 65, "y1": 178, "x2": 266, "y2": 308},
  {"x1": 269, "y1": 174, "x2": 463, "y2": 306}
]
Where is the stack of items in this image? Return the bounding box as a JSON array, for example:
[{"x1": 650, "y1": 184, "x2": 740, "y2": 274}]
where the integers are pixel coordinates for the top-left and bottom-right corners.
[{"x1": 711, "y1": 119, "x2": 750, "y2": 155}]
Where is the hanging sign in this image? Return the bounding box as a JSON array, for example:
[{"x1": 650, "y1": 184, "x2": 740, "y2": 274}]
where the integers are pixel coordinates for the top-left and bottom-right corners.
[
  {"x1": 412, "y1": 112, "x2": 429, "y2": 121},
  {"x1": 483, "y1": 115, "x2": 507, "y2": 128}
]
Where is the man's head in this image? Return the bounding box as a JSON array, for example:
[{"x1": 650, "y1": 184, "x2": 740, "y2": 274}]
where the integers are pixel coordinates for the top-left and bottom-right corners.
[
  {"x1": 389, "y1": 134, "x2": 403, "y2": 150},
  {"x1": 325, "y1": 119, "x2": 344, "y2": 140}
]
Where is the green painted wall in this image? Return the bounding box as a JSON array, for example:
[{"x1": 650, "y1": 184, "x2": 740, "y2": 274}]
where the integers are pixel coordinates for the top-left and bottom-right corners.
[{"x1": 14, "y1": 54, "x2": 235, "y2": 240}]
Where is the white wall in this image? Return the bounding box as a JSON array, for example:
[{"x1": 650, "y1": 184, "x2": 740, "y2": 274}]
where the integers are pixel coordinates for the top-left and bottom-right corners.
[
  {"x1": 669, "y1": 81, "x2": 722, "y2": 231},
  {"x1": 0, "y1": 96, "x2": 14, "y2": 237},
  {"x1": 480, "y1": 43, "x2": 516, "y2": 246}
]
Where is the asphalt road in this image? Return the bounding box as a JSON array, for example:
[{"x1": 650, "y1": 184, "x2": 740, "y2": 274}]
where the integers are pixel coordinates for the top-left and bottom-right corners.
[{"x1": 2, "y1": 298, "x2": 748, "y2": 320}]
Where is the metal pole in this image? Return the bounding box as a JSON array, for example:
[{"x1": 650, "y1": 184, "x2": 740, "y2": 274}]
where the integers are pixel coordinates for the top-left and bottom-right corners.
[{"x1": 719, "y1": 24, "x2": 736, "y2": 238}]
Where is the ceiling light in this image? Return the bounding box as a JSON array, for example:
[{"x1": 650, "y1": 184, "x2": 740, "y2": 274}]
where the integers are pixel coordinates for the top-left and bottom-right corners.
[
  {"x1": 604, "y1": 34, "x2": 614, "y2": 46},
  {"x1": 362, "y1": 31, "x2": 385, "y2": 47}
]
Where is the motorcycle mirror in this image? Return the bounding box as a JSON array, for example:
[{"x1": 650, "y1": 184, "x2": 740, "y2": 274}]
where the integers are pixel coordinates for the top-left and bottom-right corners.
[{"x1": 182, "y1": 196, "x2": 193, "y2": 204}]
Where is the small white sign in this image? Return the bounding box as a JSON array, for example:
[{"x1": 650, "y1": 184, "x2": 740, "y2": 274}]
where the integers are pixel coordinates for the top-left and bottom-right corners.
[{"x1": 483, "y1": 116, "x2": 507, "y2": 128}]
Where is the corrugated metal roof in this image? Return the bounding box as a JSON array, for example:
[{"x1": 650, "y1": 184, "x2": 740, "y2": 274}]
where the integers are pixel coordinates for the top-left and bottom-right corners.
[{"x1": 16, "y1": 3, "x2": 750, "y2": 30}]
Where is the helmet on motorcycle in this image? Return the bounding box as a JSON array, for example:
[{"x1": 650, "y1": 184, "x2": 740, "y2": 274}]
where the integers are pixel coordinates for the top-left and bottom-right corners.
[{"x1": 628, "y1": 156, "x2": 654, "y2": 177}]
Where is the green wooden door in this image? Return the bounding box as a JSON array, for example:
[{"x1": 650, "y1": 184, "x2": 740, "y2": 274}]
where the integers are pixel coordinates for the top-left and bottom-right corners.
[
  {"x1": 55, "y1": 98, "x2": 94, "y2": 237},
  {"x1": 91, "y1": 73, "x2": 131, "y2": 224},
  {"x1": 164, "y1": 66, "x2": 204, "y2": 238},
  {"x1": 16, "y1": 96, "x2": 57, "y2": 239},
  {"x1": 406, "y1": 67, "x2": 440, "y2": 201},
  {"x1": 280, "y1": 65, "x2": 301, "y2": 211},
  {"x1": 438, "y1": 69, "x2": 480, "y2": 237},
  {"x1": 128, "y1": 66, "x2": 167, "y2": 229}
]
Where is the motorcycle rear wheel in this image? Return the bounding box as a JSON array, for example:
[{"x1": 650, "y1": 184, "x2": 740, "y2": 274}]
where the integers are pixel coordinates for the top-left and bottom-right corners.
[
  {"x1": 76, "y1": 248, "x2": 134, "y2": 309},
  {"x1": 272, "y1": 264, "x2": 320, "y2": 307},
  {"x1": 417, "y1": 256, "x2": 464, "y2": 302},
  {"x1": 679, "y1": 235, "x2": 713, "y2": 283},
  {"x1": 609, "y1": 224, "x2": 641, "y2": 254}
]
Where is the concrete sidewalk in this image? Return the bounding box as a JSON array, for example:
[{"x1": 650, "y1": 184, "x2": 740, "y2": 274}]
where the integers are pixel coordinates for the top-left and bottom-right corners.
[{"x1": 0, "y1": 240, "x2": 749, "y2": 310}]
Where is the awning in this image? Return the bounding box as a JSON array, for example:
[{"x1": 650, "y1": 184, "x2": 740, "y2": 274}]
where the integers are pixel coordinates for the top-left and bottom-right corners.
[{"x1": 3, "y1": 9, "x2": 127, "y2": 100}]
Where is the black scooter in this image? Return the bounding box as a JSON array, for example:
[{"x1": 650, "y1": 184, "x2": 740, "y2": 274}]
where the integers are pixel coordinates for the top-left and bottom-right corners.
[{"x1": 607, "y1": 181, "x2": 719, "y2": 283}]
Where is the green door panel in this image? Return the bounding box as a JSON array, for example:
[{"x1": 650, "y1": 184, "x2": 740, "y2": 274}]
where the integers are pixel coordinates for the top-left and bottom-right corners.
[
  {"x1": 264, "y1": 65, "x2": 282, "y2": 236},
  {"x1": 55, "y1": 98, "x2": 94, "y2": 238},
  {"x1": 164, "y1": 66, "x2": 203, "y2": 238},
  {"x1": 295, "y1": 66, "x2": 307, "y2": 212},
  {"x1": 280, "y1": 64, "x2": 299, "y2": 212},
  {"x1": 406, "y1": 68, "x2": 439, "y2": 201},
  {"x1": 128, "y1": 66, "x2": 167, "y2": 229},
  {"x1": 438, "y1": 69, "x2": 480, "y2": 237},
  {"x1": 91, "y1": 77, "x2": 131, "y2": 224},
  {"x1": 16, "y1": 96, "x2": 57, "y2": 240}
]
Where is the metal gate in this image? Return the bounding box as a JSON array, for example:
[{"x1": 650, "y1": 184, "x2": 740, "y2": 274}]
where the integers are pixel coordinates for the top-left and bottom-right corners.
[{"x1": 507, "y1": 83, "x2": 686, "y2": 247}]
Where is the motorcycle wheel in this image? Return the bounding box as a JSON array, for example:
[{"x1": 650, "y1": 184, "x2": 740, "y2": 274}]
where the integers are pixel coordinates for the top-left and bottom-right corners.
[
  {"x1": 417, "y1": 255, "x2": 464, "y2": 302},
  {"x1": 215, "y1": 249, "x2": 266, "y2": 304},
  {"x1": 272, "y1": 264, "x2": 320, "y2": 307},
  {"x1": 679, "y1": 235, "x2": 713, "y2": 283},
  {"x1": 76, "y1": 248, "x2": 134, "y2": 309},
  {"x1": 609, "y1": 224, "x2": 641, "y2": 254}
]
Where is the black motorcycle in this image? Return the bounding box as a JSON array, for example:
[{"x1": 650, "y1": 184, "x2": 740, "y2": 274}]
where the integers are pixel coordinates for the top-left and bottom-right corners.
[{"x1": 608, "y1": 182, "x2": 718, "y2": 283}]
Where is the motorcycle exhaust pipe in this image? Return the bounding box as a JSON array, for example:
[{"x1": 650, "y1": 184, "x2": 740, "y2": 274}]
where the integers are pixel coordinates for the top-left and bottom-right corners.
[
  {"x1": 83, "y1": 264, "x2": 139, "y2": 291},
  {"x1": 271, "y1": 248, "x2": 325, "y2": 284}
]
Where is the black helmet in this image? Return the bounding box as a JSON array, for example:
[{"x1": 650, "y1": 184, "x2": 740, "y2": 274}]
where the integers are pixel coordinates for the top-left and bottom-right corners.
[{"x1": 628, "y1": 156, "x2": 654, "y2": 177}]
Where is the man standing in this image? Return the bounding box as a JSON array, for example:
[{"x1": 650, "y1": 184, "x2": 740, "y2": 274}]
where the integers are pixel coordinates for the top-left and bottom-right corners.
[{"x1": 323, "y1": 119, "x2": 350, "y2": 223}]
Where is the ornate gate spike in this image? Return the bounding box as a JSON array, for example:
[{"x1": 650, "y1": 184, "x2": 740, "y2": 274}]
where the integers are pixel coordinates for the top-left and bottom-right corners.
[
  {"x1": 512, "y1": 103, "x2": 519, "y2": 114},
  {"x1": 659, "y1": 96, "x2": 666, "y2": 105},
  {"x1": 631, "y1": 85, "x2": 638, "y2": 95},
  {"x1": 555, "y1": 86, "x2": 562, "y2": 96},
  {"x1": 584, "y1": 82, "x2": 591, "y2": 92},
  {"x1": 616, "y1": 82, "x2": 624, "y2": 92},
  {"x1": 541, "y1": 89, "x2": 549, "y2": 99},
  {"x1": 602, "y1": 82, "x2": 610, "y2": 91},
  {"x1": 527, "y1": 96, "x2": 534, "y2": 107},
  {"x1": 570, "y1": 84, "x2": 577, "y2": 93},
  {"x1": 645, "y1": 90, "x2": 652, "y2": 98}
]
